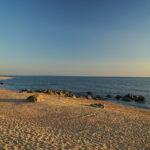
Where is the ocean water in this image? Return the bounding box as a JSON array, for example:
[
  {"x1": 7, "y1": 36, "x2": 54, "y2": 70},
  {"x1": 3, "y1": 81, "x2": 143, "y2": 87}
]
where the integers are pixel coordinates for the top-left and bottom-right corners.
[{"x1": 1, "y1": 76, "x2": 150, "y2": 110}]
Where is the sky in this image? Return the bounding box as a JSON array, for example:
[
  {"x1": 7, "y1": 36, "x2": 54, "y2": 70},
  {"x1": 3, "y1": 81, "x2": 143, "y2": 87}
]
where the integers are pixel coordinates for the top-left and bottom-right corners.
[{"x1": 0, "y1": 0, "x2": 150, "y2": 77}]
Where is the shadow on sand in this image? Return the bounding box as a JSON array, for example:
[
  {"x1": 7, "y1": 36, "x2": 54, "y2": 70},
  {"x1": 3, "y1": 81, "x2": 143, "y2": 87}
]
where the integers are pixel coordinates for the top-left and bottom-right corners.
[
  {"x1": 0, "y1": 99, "x2": 26, "y2": 103},
  {"x1": 82, "y1": 103, "x2": 105, "y2": 108}
]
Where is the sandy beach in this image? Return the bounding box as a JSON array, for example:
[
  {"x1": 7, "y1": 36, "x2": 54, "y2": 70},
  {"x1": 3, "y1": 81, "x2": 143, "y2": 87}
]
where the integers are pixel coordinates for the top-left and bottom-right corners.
[{"x1": 0, "y1": 88, "x2": 150, "y2": 149}]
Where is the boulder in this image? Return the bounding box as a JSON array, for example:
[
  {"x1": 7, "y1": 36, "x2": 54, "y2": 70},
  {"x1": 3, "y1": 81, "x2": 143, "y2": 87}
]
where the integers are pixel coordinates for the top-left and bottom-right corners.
[
  {"x1": 0, "y1": 82, "x2": 5, "y2": 85},
  {"x1": 87, "y1": 95, "x2": 93, "y2": 99},
  {"x1": 122, "y1": 93, "x2": 134, "y2": 102},
  {"x1": 47, "y1": 89, "x2": 53, "y2": 94},
  {"x1": 35, "y1": 89, "x2": 42, "y2": 93},
  {"x1": 66, "y1": 92, "x2": 73, "y2": 97},
  {"x1": 53, "y1": 91, "x2": 58, "y2": 95},
  {"x1": 94, "y1": 95, "x2": 102, "y2": 100},
  {"x1": 87, "y1": 91, "x2": 94, "y2": 99},
  {"x1": 126, "y1": 93, "x2": 134, "y2": 100},
  {"x1": 71, "y1": 95, "x2": 76, "y2": 98},
  {"x1": 63, "y1": 90, "x2": 69, "y2": 96},
  {"x1": 41, "y1": 90, "x2": 48, "y2": 93},
  {"x1": 135, "y1": 96, "x2": 146, "y2": 102},
  {"x1": 87, "y1": 91, "x2": 93, "y2": 96},
  {"x1": 115, "y1": 95, "x2": 122, "y2": 100},
  {"x1": 26, "y1": 94, "x2": 43, "y2": 102},
  {"x1": 122, "y1": 96, "x2": 132, "y2": 102}
]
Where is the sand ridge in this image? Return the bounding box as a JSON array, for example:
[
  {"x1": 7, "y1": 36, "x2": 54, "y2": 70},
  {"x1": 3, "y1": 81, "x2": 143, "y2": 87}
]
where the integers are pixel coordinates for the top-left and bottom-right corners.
[{"x1": 0, "y1": 89, "x2": 150, "y2": 149}]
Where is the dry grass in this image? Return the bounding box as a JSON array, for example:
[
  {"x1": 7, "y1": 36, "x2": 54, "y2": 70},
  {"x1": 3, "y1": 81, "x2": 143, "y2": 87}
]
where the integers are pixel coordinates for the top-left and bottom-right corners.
[{"x1": 0, "y1": 88, "x2": 150, "y2": 149}]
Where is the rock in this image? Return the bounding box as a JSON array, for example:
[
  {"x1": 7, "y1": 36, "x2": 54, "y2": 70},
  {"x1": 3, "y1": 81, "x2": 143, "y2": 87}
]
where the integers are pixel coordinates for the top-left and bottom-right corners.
[
  {"x1": 78, "y1": 96, "x2": 84, "y2": 99},
  {"x1": 115, "y1": 95, "x2": 122, "y2": 100},
  {"x1": 53, "y1": 91, "x2": 58, "y2": 95},
  {"x1": 66, "y1": 92, "x2": 73, "y2": 97},
  {"x1": 122, "y1": 93, "x2": 134, "y2": 102},
  {"x1": 47, "y1": 89, "x2": 53, "y2": 94},
  {"x1": 63, "y1": 90, "x2": 69, "y2": 94},
  {"x1": 135, "y1": 96, "x2": 146, "y2": 102},
  {"x1": 94, "y1": 95, "x2": 102, "y2": 100},
  {"x1": 30, "y1": 90, "x2": 34, "y2": 93},
  {"x1": 35, "y1": 89, "x2": 42, "y2": 93},
  {"x1": 87, "y1": 91, "x2": 93, "y2": 99},
  {"x1": 26, "y1": 94, "x2": 43, "y2": 102},
  {"x1": 87, "y1": 91, "x2": 93, "y2": 96},
  {"x1": 56, "y1": 90, "x2": 61, "y2": 95},
  {"x1": 87, "y1": 95, "x2": 93, "y2": 99},
  {"x1": 41, "y1": 90, "x2": 48, "y2": 93},
  {"x1": 122, "y1": 96, "x2": 132, "y2": 102},
  {"x1": 20, "y1": 89, "x2": 31, "y2": 93},
  {"x1": 55, "y1": 90, "x2": 65, "y2": 96},
  {"x1": 0, "y1": 82, "x2": 5, "y2": 85},
  {"x1": 90, "y1": 103, "x2": 105, "y2": 108},
  {"x1": 106, "y1": 94, "x2": 112, "y2": 98},
  {"x1": 126, "y1": 93, "x2": 134, "y2": 100},
  {"x1": 71, "y1": 95, "x2": 76, "y2": 98}
]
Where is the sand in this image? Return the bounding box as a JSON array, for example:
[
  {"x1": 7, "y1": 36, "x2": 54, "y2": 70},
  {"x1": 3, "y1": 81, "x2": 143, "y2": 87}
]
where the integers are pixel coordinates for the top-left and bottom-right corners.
[
  {"x1": 0, "y1": 76, "x2": 14, "y2": 79},
  {"x1": 0, "y1": 88, "x2": 150, "y2": 149}
]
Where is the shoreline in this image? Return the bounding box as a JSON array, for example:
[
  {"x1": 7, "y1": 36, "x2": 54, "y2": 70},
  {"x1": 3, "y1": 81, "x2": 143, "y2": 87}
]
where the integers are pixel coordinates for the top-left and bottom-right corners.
[{"x1": 0, "y1": 88, "x2": 149, "y2": 112}]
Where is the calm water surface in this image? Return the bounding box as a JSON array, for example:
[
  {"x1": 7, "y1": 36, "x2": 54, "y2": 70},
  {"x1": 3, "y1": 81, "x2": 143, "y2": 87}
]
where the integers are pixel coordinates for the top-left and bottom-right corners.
[{"x1": 1, "y1": 76, "x2": 150, "y2": 110}]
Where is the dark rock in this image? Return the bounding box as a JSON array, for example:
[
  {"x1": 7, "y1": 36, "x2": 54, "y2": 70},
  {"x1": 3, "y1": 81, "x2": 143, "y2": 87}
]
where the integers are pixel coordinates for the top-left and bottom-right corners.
[
  {"x1": 87, "y1": 91, "x2": 93, "y2": 96},
  {"x1": 63, "y1": 90, "x2": 69, "y2": 95},
  {"x1": 87, "y1": 95, "x2": 93, "y2": 99},
  {"x1": 26, "y1": 94, "x2": 43, "y2": 102},
  {"x1": 30, "y1": 90, "x2": 34, "y2": 93},
  {"x1": 42, "y1": 90, "x2": 48, "y2": 93},
  {"x1": 106, "y1": 94, "x2": 112, "y2": 98},
  {"x1": 122, "y1": 96, "x2": 132, "y2": 102},
  {"x1": 78, "y1": 96, "x2": 84, "y2": 99},
  {"x1": 47, "y1": 89, "x2": 53, "y2": 94},
  {"x1": 126, "y1": 93, "x2": 134, "y2": 100},
  {"x1": 90, "y1": 103, "x2": 105, "y2": 108},
  {"x1": 20, "y1": 89, "x2": 31, "y2": 93},
  {"x1": 0, "y1": 82, "x2": 6, "y2": 85},
  {"x1": 135, "y1": 96, "x2": 146, "y2": 102},
  {"x1": 115, "y1": 95, "x2": 122, "y2": 100},
  {"x1": 71, "y1": 95, "x2": 76, "y2": 98},
  {"x1": 122, "y1": 93, "x2": 134, "y2": 102},
  {"x1": 94, "y1": 95, "x2": 102, "y2": 100},
  {"x1": 66, "y1": 92, "x2": 73, "y2": 97},
  {"x1": 56, "y1": 90, "x2": 62, "y2": 95},
  {"x1": 35, "y1": 90, "x2": 42, "y2": 93},
  {"x1": 53, "y1": 91, "x2": 58, "y2": 95}
]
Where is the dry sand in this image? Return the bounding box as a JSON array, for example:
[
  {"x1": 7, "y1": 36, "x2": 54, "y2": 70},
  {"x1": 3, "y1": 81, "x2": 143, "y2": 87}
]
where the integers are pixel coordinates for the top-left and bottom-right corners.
[{"x1": 0, "y1": 88, "x2": 150, "y2": 150}]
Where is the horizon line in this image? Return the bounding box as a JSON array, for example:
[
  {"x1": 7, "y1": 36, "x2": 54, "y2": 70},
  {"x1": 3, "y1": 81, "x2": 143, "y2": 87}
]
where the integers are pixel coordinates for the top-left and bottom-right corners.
[{"x1": 1, "y1": 74, "x2": 150, "y2": 78}]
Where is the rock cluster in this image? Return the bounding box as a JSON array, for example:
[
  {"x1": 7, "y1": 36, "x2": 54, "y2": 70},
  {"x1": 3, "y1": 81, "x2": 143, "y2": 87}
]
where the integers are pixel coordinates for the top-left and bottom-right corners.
[
  {"x1": 21, "y1": 89, "x2": 146, "y2": 103},
  {"x1": 115, "y1": 93, "x2": 146, "y2": 103}
]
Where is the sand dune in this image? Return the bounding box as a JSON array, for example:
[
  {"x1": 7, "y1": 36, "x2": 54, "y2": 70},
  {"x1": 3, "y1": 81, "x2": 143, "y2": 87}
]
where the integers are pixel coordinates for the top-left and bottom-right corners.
[{"x1": 0, "y1": 88, "x2": 150, "y2": 149}]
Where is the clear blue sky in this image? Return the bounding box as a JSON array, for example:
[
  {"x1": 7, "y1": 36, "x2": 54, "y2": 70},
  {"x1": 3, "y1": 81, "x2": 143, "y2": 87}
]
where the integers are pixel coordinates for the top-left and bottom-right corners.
[{"x1": 1, "y1": 0, "x2": 150, "y2": 76}]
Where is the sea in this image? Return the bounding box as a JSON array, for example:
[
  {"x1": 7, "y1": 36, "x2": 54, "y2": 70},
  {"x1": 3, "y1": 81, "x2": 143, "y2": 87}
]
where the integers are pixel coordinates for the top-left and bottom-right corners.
[{"x1": 1, "y1": 76, "x2": 150, "y2": 110}]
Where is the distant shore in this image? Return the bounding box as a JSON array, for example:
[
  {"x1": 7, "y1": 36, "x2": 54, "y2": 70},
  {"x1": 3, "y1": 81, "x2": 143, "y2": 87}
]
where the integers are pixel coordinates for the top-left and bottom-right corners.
[{"x1": 0, "y1": 76, "x2": 14, "y2": 79}]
